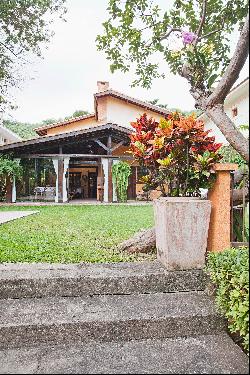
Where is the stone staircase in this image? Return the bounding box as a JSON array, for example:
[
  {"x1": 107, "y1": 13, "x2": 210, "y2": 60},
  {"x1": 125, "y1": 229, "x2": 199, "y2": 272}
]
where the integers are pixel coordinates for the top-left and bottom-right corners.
[{"x1": 0, "y1": 261, "x2": 248, "y2": 374}]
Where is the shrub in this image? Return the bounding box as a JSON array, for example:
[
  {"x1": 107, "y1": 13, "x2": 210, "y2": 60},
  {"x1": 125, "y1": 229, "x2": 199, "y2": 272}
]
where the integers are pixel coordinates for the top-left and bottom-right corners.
[
  {"x1": 206, "y1": 247, "x2": 249, "y2": 353},
  {"x1": 130, "y1": 112, "x2": 222, "y2": 197},
  {"x1": 112, "y1": 161, "x2": 131, "y2": 202}
]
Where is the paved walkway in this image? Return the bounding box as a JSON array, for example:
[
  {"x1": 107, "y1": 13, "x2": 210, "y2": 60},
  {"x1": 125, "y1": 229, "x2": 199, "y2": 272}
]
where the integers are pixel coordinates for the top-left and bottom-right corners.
[{"x1": 0, "y1": 211, "x2": 39, "y2": 225}]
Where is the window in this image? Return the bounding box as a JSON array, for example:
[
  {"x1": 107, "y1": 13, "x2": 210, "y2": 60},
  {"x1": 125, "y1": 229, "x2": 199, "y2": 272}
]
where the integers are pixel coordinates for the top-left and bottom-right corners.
[{"x1": 232, "y1": 106, "x2": 238, "y2": 117}]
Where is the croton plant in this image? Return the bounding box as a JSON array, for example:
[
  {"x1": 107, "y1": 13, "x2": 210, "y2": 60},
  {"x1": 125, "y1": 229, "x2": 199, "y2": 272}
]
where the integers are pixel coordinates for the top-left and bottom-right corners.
[{"x1": 130, "y1": 112, "x2": 222, "y2": 197}]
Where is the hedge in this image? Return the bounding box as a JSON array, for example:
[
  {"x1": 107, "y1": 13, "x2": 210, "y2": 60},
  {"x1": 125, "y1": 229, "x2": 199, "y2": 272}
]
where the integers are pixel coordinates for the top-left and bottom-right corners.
[{"x1": 206, "y1": 247, "x2": 249, "y2": 353}]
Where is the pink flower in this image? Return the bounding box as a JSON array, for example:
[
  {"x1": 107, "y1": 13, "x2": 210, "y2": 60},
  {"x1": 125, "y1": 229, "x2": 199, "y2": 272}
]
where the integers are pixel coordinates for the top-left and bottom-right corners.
[{"x1": 182, "y1": 31, "x2": 197, "y2": 45}]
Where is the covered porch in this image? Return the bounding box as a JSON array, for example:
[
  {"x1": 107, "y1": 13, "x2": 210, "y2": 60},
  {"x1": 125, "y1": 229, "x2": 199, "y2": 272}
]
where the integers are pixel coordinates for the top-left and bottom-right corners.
[{"x1": 0, "y1": 124, "x2": 137, "y2": 204}]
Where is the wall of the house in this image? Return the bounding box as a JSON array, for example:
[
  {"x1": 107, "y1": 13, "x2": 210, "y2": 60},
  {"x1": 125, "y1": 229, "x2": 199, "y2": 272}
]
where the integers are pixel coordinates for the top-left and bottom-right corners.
[
  {"x1": 0, "y1": 135, "x2": 7, "y2": 146},
  {"x1": 46, "y1": 117, "x2": 98, "y2": 136},
  {"x1": 106, "y1": 97, "x2": 164, "y2": 129},
  {"x1": 200, "y1": 80, "x2": 249, "y2": 144},
  {"x1": 40, "y1": 94, "x2": 168, "y2": 200},
  {"x1": 0, "y1": 129, "x2": 21, "y2": 146}
]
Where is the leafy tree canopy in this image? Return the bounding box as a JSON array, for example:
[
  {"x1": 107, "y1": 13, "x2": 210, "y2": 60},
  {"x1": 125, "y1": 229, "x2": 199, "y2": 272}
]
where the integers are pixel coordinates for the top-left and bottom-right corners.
[
  {"x1": 2, "y1": 119, "x2": 37, "y2": 140},
  {"x1": 97, "y1": 0, "x2": 249, "y2": 161},
  {"x1": 97, "y1": 0, "x2": 248, "y2": 92},
  {"x1": 3, "y1": 109, "x2": 90, "y2": 140},
  {"x1": 0, "y1": 0, "x2": 67, "y2": 110},
  {"x1": 148, "y1": 98, "x2": 202, "y2": 116}
]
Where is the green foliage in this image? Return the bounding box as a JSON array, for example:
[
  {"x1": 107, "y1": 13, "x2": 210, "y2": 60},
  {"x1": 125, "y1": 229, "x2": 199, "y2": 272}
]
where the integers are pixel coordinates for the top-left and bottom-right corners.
[
  {"x1": 130, "y1": 112, "x2": 222, "y2": 196},
  {"x1": 0, "y1": 155, "x2": 23, "y2": 180},
  {"x1": 148, "y1": 99, "x2": 202, "y2": 116},
  {"x1": 2, "y1": 109, "x2": 90, "y2": 140},
  {"x1": 97, "y1": 0, "x2": 248, "y2": 92},
  {"x1": 220, "y1": 144, "x2": 248, "y2": 170},
  {"x1": 112, "y1": 161, "x2": 132, "y2": 202},
  {"x1": 0, "y1": 205, "x2": 155, "y2": 263},
  {"x1": 0, "y1": 0, "x2": 67, "y2": 110},
  {"x1": 70, "y1": 110, "x2": 90, "y2": 118},
  {"x1": 206, "y1": 247, "x2": 249, "y2": 353},
  {"x1": 3, "y1": 120, "x2": 37, "y2": 140}
]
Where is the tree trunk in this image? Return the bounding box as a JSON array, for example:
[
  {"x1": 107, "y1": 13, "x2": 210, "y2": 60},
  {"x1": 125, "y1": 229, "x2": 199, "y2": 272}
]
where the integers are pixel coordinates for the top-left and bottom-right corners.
[
  {"x1": 233, "y1": 188, "x2": 249, "y2": 206},
  {"x1": 206, "y1": 104, "x2": 249, "y2": 162},
  {"x1": 117, "y1": 227, "x2": 156, "y2": 254}
]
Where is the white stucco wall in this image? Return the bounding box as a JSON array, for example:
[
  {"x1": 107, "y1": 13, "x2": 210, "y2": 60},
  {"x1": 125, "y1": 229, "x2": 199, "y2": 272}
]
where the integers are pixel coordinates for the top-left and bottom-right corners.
[
  {"x1": 106, "y1": 97, "x2": 164, "y2": 129},
  {"x1": 0, "y1": 126, "x2": 22, "y2": 146},
  {"x1": 199, "y1": 79, "x2": 249, "y2": 144}
]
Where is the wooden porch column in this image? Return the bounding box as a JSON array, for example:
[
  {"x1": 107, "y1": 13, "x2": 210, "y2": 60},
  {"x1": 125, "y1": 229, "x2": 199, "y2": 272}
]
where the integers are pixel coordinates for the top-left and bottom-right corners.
[
  {"x1": 207, "y1": 163, "x2": 238, "y2": 252},
  {"x1": 58, "y1": 159, "x2": 64, "y2": 203},
  {"x1": 5, "y1": 176, "x2": 12, "y2": 203}
]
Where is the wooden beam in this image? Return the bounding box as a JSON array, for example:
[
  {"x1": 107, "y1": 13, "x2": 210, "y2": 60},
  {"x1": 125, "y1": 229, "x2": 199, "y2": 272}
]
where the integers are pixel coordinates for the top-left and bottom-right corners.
[
  {"x1": 107, "y1": 135, "x2": 112, "y2": 155},
  {"x1": 111, "y1": 141, "x2": 125, "y2": 152},
  {"x1": 94, "y1": 139, "x2": 109, "y2": 152},
  {"x1": 18, "y1": 154, "x2": 134, "y2": 160}
]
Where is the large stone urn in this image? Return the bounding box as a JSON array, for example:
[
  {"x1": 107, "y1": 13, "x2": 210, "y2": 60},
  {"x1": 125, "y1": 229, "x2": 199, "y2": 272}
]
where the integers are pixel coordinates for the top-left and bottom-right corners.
[{"x1": 154, "y1": 197, "x2": 211, "y2": 270}]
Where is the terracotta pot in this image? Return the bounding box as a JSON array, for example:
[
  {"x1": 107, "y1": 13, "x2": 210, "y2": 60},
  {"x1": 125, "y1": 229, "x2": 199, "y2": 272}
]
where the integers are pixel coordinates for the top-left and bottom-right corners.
[{"x1": 153, "y1": 197, "x2": 211, "y2": 270}]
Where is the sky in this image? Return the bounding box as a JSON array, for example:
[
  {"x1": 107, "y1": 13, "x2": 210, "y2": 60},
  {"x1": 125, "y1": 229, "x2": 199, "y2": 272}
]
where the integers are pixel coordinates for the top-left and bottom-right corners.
[{"x1": 6, "y1": 0, "x2": 249, "y2": 124}]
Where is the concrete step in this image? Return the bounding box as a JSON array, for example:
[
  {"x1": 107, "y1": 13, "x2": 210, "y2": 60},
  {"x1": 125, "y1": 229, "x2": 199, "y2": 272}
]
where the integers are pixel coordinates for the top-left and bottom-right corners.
[
  {"x1": 0, "y1": 261, "x2": 208, "y2": 299},
  {"x1": 0, "y1": 291, "x2": 226, "y2": 350},
  {"x1": 0, "y1": 334, "x2": 248, "y2": 374}
]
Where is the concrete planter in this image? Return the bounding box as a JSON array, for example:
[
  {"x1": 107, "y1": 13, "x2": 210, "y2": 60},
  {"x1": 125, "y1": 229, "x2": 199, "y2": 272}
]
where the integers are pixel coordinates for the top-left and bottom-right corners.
[{"x1": 153, "y1": 197, "x2": 211, "y2": 270}]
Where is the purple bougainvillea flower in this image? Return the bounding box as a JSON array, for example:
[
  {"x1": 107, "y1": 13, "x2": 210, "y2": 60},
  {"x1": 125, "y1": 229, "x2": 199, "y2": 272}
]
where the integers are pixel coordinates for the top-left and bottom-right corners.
[{"x1": 182, "y1": 31, "x2": 197, "y2": 45}]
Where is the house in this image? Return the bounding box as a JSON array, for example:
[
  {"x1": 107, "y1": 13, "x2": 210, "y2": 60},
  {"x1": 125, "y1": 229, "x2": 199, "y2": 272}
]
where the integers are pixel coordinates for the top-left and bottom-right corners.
[
  {"x1": 0, "y1": 82, "x2": 170, "y2": 203},
  {"x1": 0, "y1": 123, "x2": 22, "y2": 146},
  {"x1": 198, "y1": 77, "x2": 249, "y2": 144}
]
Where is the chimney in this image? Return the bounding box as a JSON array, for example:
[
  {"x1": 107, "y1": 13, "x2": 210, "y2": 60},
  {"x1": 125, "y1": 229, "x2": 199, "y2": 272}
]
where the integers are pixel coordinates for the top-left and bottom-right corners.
[{"x1": 97, "y1": 81, "x2": 109, "y2": 93}]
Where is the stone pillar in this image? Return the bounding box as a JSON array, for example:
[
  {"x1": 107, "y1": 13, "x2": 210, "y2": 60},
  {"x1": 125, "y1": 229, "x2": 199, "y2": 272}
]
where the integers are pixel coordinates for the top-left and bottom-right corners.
[
  {"x1": 207, "y1": 163, "x2": 238, "y2": 252},
  {"x1": 12, "y1": 176, "x2": 16, "y2": 203},
  {"x1": 52, "y1": 159, "x2": 59, "y2": 203},
  {"x1": 12, "y1": 159, "x2": 20, "y2": 203},
  {"x1": 101, "y1": 158, "x2": 109, "y2": 203}
]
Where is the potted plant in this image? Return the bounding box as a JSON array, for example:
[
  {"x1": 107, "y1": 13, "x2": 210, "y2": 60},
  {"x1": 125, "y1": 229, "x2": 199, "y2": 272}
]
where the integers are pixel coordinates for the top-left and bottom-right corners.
[{"x1": 130, "y1": 112, "x2": 222, "y2": 270}]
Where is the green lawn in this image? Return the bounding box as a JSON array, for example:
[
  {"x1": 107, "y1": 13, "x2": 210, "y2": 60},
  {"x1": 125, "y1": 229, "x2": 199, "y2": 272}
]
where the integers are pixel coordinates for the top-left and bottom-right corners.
[{"x1": 0, "y1": 205, "x2": 155, "y2": 263}]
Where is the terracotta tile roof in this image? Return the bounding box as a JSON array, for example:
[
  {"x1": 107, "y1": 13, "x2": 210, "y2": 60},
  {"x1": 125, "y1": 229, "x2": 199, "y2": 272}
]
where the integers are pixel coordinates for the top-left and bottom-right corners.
[
  {"x1": 34, "y1": 114, "x2": 96, "y2": 136},
  {"x1": 94, "y1": 89, "x2": 170, "y2": 117},
  {"x1": 35, "y1": 88, "x2": 170, "y2": 136}
]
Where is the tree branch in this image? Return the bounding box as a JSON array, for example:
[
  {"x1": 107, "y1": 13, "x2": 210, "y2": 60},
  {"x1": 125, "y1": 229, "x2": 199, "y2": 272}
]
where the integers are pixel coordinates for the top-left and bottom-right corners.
[
  {"x1": 0, "y1": 41, "x2": 29, "y2": 63},
  {"x1": 206, "y1": 104, "x2": 249, "y2": 162},
  {"x1": 207, "y1": 11, "x2": 249, "y2": 107},
  {"x1": 159, "y1": 27, "x2": 182, "y2": 41},
  {"x1": 196, "y1": 0, "x2": 207, "y2": 39},
  {"x1": 0, "y1": 41, "x2": 19, "y2": 58},
  {"x1": 198, "y1": 27, "x2": 223, "y2": 40}
]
